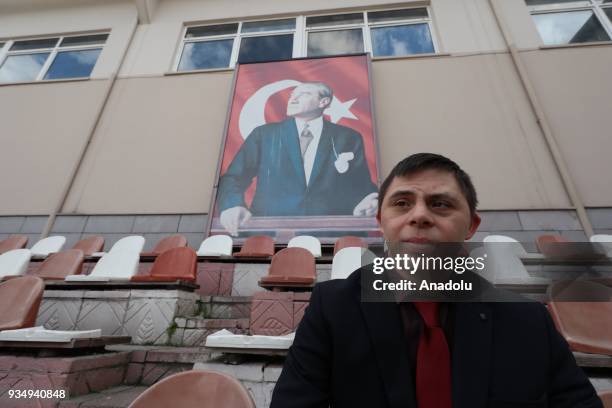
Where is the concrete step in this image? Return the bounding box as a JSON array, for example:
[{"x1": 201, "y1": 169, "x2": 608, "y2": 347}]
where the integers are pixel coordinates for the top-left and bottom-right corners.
[{"x1": 169, "y1": 317, "x2": 250, "y2": 347}]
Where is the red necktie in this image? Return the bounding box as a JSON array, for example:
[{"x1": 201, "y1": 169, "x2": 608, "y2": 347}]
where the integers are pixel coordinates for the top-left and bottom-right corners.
[{"x1": 414, "y1": 302, "x2": 452, "y2": 408}]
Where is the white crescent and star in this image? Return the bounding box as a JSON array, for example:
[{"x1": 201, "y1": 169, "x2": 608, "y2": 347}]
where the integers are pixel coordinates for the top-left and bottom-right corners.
[{"x1": 238, "y1": 80, "x2": 359, "y2": 140}]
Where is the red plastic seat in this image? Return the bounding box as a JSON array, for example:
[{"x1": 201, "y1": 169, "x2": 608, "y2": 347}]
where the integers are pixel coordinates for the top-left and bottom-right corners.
[
  {"x1": 141, "y1": 234, "x2": 188, "y2": 256},
  {"x1": 33, "y1": 249, "x2": 84, "y2": 280},
  {"x1": 234, "y1": 235, "x2": 275, "y2": 258},
  {"x1": 536, "y1": 234, "x2": 605, "y2": 260},
  {"x1": 259, "y1": 247, "x2": 316, "y2": 288},
  {"x1": 599, "y1": 391, "x2": 612, "y2": 408},
  {"x1": 0, "y1": 235, "x2": 28, "y2": 255},
  {"x1": 548, "y1": 280, "x2": 612, "y2": 355},
  {"x1": 128, "y1": 370, "x2": 255, "y2": 408},
  {"x1": 334, "y1": 235, "x2": 367, "y2": 255},
  {"x1": 0, "y1": 276, "x2": 45, "y2": 330},
  {"x1": 131, "y1": 247, "x2": 197, "y2": 282},
  {"x1": 71, "y1": 236, "x2": 105, "y2": 256}
]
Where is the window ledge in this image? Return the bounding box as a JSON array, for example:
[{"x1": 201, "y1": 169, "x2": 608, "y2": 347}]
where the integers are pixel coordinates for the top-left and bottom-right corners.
[
  {"x1": 0, "y1": 77, "x2": 91, "y2": 87},
  {"x1": 164, "y1": 67, "x2": 235, "y2": 76},
  {"x1": 372, "y1": 52, "x2": 450, "y2": 62},
  {"x1": 539, "y1": 40, "x2": 612, "y2": 50}
]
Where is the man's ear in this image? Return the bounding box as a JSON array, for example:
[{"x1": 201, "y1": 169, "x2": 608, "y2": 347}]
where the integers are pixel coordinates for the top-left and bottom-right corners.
[
  {"x1": 465, "y1": 212, "x2": 481, "y2": 240},
  {"x1": 319, "y1": 97, "x2": 331, "y2": 109}
]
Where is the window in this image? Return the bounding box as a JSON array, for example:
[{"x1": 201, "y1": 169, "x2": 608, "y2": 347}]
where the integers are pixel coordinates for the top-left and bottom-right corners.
[
  {"x1": 306, "y1": 8, "x2": 435, "y2": 58},
  {"x1": 177, "y1": 19, "x2": 296, "y2": 70},
  {"x1": 0, "y1": 33, "x2": 107, "y2": 83},
  {"x1": 175, "y1": 8, "x2": 437, "y2": 71},
  {"x1": 525, "y1": 0, "x2": 612, "y2": 45}
]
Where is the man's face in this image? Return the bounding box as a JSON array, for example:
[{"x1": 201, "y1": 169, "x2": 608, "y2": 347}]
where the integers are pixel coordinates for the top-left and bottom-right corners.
[
  {"x1": 377, "y1": 169, "x2": 481, "y2": 245},
  {"x1": 286, "y1": 84, "x2": 328, "y2": 119}
]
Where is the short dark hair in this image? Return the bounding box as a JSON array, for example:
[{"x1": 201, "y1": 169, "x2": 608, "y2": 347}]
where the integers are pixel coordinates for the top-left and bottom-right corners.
[{"x1": 377, "y1": 153, "x2": 478, "y2": 217}]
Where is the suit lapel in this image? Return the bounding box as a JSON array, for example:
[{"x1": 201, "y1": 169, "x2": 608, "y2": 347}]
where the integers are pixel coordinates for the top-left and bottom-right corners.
[
  {"x1": 308, "y1": 120, "x2": 335, "y2": 187},
  {"x1": 360, "y1": 300, "x2": 416, "y2": 408},
  {"x1": 452, "y1": 303, "x2": 493, "y2": 408},
  {"x1": 282, "y1": 118, "x2": 306, "y2": 187}
]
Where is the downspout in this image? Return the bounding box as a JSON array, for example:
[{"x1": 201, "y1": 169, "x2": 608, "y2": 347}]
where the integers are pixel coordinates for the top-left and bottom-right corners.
[
  {"x1": 40, "y1": 16, "x2": 139, "y2": 238},
  {"x1": 487, "y1": 0, "x2": 594, "y2": 237}
]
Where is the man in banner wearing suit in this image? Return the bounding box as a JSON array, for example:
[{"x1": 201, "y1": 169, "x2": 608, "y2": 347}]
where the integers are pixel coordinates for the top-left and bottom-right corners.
[
  {"x1": 271, "y1": 153, "x2": 602, "y2": 407},
  {"x1": 218, "y1": 81, "x2": 378, "y2": 236}
]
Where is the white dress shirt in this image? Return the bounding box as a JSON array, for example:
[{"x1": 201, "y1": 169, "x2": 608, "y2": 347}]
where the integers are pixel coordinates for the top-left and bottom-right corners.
[{"x1": 294, "y1": 116, "x2": 324, "y2": 186}]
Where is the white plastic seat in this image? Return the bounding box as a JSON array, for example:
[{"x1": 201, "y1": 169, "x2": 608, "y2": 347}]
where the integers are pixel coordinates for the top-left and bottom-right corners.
[
  {"x1": 65, "y1": 250, "x2": 140, "y2": 282},
  {"x1": 331, "y1": 247, "x2": 376, "y2": 280},
  {"x1": 92, "y1": 235, "x2": 145, "y2": 257},
  {"x1": 288, "y1": 235, "x2": 322, "y2": 258},
  {"x1": 197, "y1": 235, "x2": 233, "y2": 256},
  {"x1": 591, "y1": 235, "x2": 612, "y2": 257},
  {"x1": 0, "y1": 326, "x2": 101, "y2": 342},
  {"x1": 30, "y1": 236, "x2": 66, "y2": 258},
  {"x1": 205, "y1": 329, "x2": 294, "y2": 350},
  {"x1": 0, "y1": 249, "x2": 32, "y2": 279},
  {"x1": 482, "y1": 235, "x2": 548, "y2": 285}
]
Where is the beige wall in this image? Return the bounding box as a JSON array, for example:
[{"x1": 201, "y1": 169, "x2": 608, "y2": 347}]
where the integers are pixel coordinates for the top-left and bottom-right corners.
[
  {"x1": 521, "y1": 45, "x2": 612, "y2": 207},
  {"x1": 62, "y1": 72, "x2": 233, "y2": 214},
  {"x1": 0, "y1": 80, "x2": 110, "y2": 215}
]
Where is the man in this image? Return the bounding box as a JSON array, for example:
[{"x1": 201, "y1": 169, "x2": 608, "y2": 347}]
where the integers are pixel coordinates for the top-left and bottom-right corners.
[
  {"x1": 218, "y1": 82, "x2": 378, "y2": 236},
  {"x1": 271, "y1": 153, "x2": 602, "y2": 407}
]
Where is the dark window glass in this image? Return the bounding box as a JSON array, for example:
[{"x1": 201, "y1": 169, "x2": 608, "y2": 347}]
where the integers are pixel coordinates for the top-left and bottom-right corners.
[
  {"x1": 10, "y1": 38, "x2": 59, "y2": 51},
  {"x1": 604, "y1": 7, "x2": 612, "y2": 23},
  {"x1": 241, "y1": 19, "x2": 295, "y2": 33},
  {"x1": 178, "y1": 39, "x2": 233, "y2": 70},
  {"x1": 306, "y1": 13, "x2": 364, "y2": 27},
  {"x1": 307, "y1": 29, "x2": 364, "y2": 56},
  {"x1": 368, "y1": 8, "x2": 428, "y2": 23},
  {"x1": 44, "y1": 49, "x2": 101, "y2": 79},
  {"x1": 185, "y1": 24, "x2": 238, "y2": 38},
  {"x1": 371, "y1": 23, "x2": 434, "y2": 56},
  {"x1": 237, "y1": 34, "x2": 293, "y2": 63},
  {"x1": 525, "y1": 0, "x2": 588, "y2": 5},
  {"x1": 60, "y1": 34, "x2": 108, "y2": 47}
]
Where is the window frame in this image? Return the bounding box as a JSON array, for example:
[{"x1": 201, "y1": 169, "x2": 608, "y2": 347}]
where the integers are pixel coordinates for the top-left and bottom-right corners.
[
  {"x1": 174, "y1": 7, "x2": 439, "y2": 73},
  {"x1": 526, "y1": 0, "x2": 612, "y2": 44},
  {"x1": 0, "y1": 33, "x2": 108, "y2": 83},
  {"x1": 175, "y1": 18, "x2": 298, "y2": 71}
]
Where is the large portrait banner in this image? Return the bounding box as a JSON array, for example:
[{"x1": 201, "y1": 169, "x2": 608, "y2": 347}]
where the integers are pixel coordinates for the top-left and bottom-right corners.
[{"x1": 208, "y1": 54, "x2": 381, "y2": 244}]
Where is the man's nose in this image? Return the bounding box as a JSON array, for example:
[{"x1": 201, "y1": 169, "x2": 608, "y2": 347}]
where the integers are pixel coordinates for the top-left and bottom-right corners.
[{"x1": 407, "y1": 201, "x2": 433, "y2": 228}]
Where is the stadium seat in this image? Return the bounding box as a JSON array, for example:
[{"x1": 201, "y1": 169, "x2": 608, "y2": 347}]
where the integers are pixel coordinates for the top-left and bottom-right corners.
[
  {"x1": 234, "y1": 235, "x2": 274, "y2": 258},
  {"x1": 334, "y1": 235, "x2": 367, "y2": 255},
  {"x1": 599, "y1": 390, "x2": 612, "y2": 408},
  {"x1": 197, "y1": 234, "x2": 233, "y2": 256},
  {"x1": 0, "y1": 235, "x2": 28, "y2": 255},
  {"x1": 33, "y1": 249, "x2": 84, "y2": 280},
  {"x1": 481, "y1": 235, "x2": 548, "y2": 285},
  {"x1": 142, "y1": 234, "x2": 188, "y2": 256},
  {"x1": 288, "y1": 235, "x2": 322, "y2": 257},
  {"x1": 92, "y1": 235, "x2": 145, "y2": 257},
  {"x1": 537, "y1": 234, "x2": 605, "y2": 260},
  {"x1": 548, "y1": 280, "x2": 612, "y2": 355},
  {"x1": 259, "y1": 247, "x2": 316, "y2": 288},
  {"x1": 0, "y1": 276, "x2": 44, "y2": 330},
  {"x1": 128, "y1": 370, "x2": 255, "y2": 408},
  {"x1": 132, "y1": 247, "x2": 197, "y2": 282},
  {"x1": 30, "y1": 235, "x2": 66, "y2": 257},
  {"x1": 71, "y1": 236, "x2": 105, "y2": 256},
  {"x1": 0, "y1": 249, "x2": 31, "y2": 280},
  {"x1": 331, "y1": 247, "x2": 365, "y2": 280},
  {"x1": 591, "y1": 234, "x2": 612, "y2": 257},
  {"x1": 65, "y1": 250, "x2": 140, "y2": 282}
]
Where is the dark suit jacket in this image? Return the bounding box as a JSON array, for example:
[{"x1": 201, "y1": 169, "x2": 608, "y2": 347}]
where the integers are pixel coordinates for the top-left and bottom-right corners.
[
  {"x1": 218, "y1": 118, "x2": 377, "y2": 216},
  {"x1": 271, "y1": 268, "x2": 602, "y2": 408}
]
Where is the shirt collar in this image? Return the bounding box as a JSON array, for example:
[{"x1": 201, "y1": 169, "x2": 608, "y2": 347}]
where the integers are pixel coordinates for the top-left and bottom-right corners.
[{"x1": 294, "y1": 116, "x2": 324, "y2": 136}]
